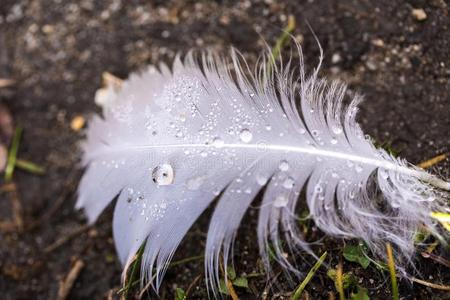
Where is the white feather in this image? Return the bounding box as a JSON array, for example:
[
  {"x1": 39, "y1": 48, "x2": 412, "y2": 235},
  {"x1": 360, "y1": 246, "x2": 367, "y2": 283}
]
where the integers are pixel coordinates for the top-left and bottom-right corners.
[{"x1": 76, "y1": 44, "x2": 449, "y2": 296}]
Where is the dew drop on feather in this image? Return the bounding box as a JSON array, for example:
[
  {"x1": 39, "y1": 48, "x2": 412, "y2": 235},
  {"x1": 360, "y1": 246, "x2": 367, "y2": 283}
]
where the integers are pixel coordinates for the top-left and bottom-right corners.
[
  {"x1": 274, "y1": 194, "x2": 289, "y2": 208},
  {"x1": 152, "y1": 164, "x2": 174, "y2": 185},
  {"x1": 256, "y1": 174, "x2": 268, "y2": 186},
  {"x1": 283, "y1": 177, "x2": 295, "y2": 189},
  {"x1": 332, "y1": 126, "x2": 343, "y2": 135},
  {"x1": 212, "y1": 137, "x2": 224, "y2": 148},
  {"x1": 239, "y1": 129, "x2": 253, "y2": 143},
  {"x1": 278, "y1": 160, "x2": 289, "y2": 171}
]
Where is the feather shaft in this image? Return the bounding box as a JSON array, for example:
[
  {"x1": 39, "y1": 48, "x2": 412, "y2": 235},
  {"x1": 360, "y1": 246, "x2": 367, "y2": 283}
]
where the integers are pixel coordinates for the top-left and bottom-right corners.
[{"x1": 86, "y1": 142, "x2": 450, "y2": 190}]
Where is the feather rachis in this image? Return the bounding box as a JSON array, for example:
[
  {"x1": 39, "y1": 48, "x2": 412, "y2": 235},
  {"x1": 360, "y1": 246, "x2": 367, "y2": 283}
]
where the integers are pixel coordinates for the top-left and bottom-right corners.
[{"x1": 77, "y1": 43, "x2": 449, "y2": 296}]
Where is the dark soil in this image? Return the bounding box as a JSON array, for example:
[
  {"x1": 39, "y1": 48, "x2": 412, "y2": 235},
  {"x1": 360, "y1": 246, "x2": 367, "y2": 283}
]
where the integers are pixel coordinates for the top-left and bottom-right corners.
[{"x1": 0, "y1": 0, "x2": 449, "y2": 299}]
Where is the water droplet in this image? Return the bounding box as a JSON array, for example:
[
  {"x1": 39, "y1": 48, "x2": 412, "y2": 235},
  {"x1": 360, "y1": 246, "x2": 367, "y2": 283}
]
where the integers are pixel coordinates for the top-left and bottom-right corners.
[
  {"x1": 314, "y1": 185, "x2": 323, "y2": 194},
  {"x1": 330, "y1": 138, "x2": 338, "y2": 145},
  {"x1": 283, "y1": 177, "x2": 295, "y2": 189},
  {"x1": 186, "y1": 176, "x2": 205, "y2": 190},
  {"x1": 311, "y1": 130, "x2": 319, "y2": 137},
  {"x1": 331, "y1": 172, "x2": 339, "y2": 178},
  {"x1": 349, "y1": 190, "x2": 355, "y2": 199},
  {"x1": 274, "y1": 194, "x2": 289, "y2": 208},
  {"x1": 200, "y1": 151, "x2": 208, "y2": 157},
  {"x1": 244, "y1": 187, "x2": 252, "y2": 194},
  {"x1": 332, "y1": 126, "x2": 343, "y2": 135},
  {"x1": 355, "y1": 164, "x2": 363, "y2": 173},
  {"x1": 256, "y1": 174, "x2": 268, "y2": 186},
  {"x1": 152, "y1": 164, "x2": 174, "y2": 185},
  {"x1": 265, "y1": 125, "x2": 272, "y2": 131},
  {"x1": 212, "y1": 137, "x2": 224, "y2": 148},
  {"x1": 239, "y1": 129, "x2": 253, "y2": 143},
  {"x1": 278, "y1": 160, "x2": 289, "y2": 171},
  {"x1": 299, "y1": 128, "x2": 306, "y2": 134}
]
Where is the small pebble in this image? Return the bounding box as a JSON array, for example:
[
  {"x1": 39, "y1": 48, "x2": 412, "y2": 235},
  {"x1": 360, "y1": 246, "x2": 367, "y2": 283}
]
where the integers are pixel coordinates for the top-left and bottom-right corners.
[
  {"x1": 372, "y1": 38, "x2": 385, "y2": 47},
  {"x1": 331, "y1": 53, "x2": 341, "y2": 64},
  {"x1": 412, "y1": 8, "x2": 427, "y2": 21},
  {"x1": 70, "y1": 115, "x2": 85, "y2": 132}
]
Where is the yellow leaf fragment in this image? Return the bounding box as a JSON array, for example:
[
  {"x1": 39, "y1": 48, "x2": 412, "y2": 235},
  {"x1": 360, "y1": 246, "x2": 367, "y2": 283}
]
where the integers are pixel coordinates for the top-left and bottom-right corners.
[{"x1": 431, "y1": 212, "x2": 450, "y2": 232}]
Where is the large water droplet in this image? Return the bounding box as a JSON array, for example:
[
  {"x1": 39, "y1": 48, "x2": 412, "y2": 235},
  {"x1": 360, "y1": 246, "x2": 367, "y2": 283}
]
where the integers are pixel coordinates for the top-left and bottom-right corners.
[
  {"x1": 152, "y1": 164, "x2": 174, "y2": 185},
  {"x1": 239, "y1": 129, "x2": 253, "y2": 143},
  {"x1": 314, "y1": 185, "x2": 323, "y2": 194},
  {"x1": 278, "y1": 160, "x2": 289, "y2": 171},
  {"x1": 274, "y1": 194, "x2": 289, "y2": 208}
]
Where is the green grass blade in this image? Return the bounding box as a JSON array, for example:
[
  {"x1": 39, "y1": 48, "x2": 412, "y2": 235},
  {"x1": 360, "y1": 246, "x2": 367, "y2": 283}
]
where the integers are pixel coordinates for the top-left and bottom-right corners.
[
  {"x1": 386, "y1": 243, "x2": 399, "y2": 300},
  {"x1": 15, "y1": 158, "x2": 45, "y2": 175},
  {"x1": 5, "y1": 127, "x2": 22, "y2": 181},
  {"x1": 291, "y1": 251, "x2": 327, "y2": 300}
]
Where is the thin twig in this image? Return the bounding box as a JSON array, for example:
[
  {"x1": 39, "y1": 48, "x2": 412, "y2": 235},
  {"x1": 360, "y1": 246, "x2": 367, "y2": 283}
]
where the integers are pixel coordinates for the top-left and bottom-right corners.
[
  {"x1": 27, "y1": 169, "x2": 79, "y2": 230},
  {"x1": 420, "y1": 252, "x2": 450, "y2": 268},
  {"x1": 186, "y1": 273, "x2": 203, "y2": 297},
  {"x1": 44, "y1": 224, "x2": 91, "y2": 253},
  {"x1": 56, "y1": 259, "x2": 85, "y2": 300},
  {"x1": 226, "y1": 276, "x2": 239, "y2": 300},
  {"x1": 0, "y1": 182, "x2": 23, "y2": 232},
  {"x1": 169, "y1": 255, "x2": 204, "y2": 267},
  {"x1": 409, "y1": 277, "x2": 450, "y2": 291}
]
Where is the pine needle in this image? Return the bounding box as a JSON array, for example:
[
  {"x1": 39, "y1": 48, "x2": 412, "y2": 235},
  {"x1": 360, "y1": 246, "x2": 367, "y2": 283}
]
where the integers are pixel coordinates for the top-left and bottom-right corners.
[
  {"x1": 291, "y1": 251, "x2": 327, "y2": 300},
  {"x1": 418, "y1": 153, "x2": 448, "y2": 169},
  {"x1": 386, "y1": 243, "x2": 399, "y2": 300}
]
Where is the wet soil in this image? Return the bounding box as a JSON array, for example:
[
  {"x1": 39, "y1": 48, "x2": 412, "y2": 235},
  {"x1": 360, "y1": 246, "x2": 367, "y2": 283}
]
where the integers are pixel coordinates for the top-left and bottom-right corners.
[{"x1": 0, "y1": 0, "x2": 449, "y2": 299}]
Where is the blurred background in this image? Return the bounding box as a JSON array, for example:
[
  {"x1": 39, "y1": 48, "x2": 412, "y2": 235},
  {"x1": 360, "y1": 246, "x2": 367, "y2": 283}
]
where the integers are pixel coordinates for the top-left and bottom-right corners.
[{"x1": 0, "y1": 0, "x2": 449, "y2": 299}]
